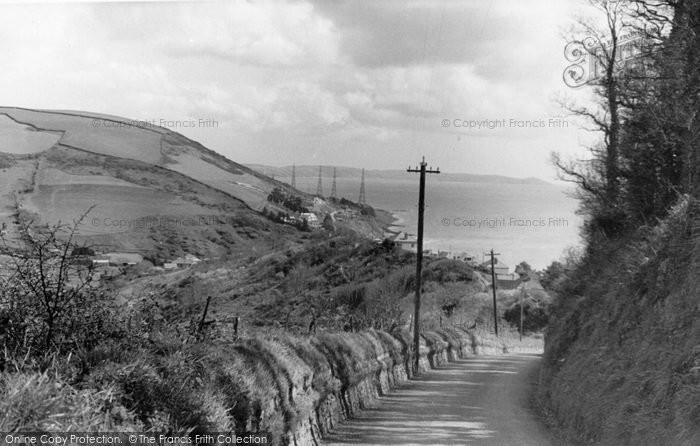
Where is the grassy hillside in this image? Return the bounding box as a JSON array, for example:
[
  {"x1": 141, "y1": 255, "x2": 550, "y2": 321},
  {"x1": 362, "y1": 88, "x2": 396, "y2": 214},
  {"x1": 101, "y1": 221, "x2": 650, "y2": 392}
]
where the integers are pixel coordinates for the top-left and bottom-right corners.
[
  {"x1": 0, "y1": 106, "x2": 545, "y2": 444},
  {"x1": 109, "y1": 229, "x2": 543, "y2": 346},
  {"x1": 3, "y1": 146, "x2": 277, "y2": 260},
  {"x1": 0, "y1": 107, "x2": 300, "y2": 211},
  {"x1": 0, "y1": 206, "x2": 539, "y2": 444},
  {"x1": 0, "y1": 107, "x2": 320, "y2": 259},
  {"x1": 538, "y1": 196, "x2": 700, "y2": 445}
]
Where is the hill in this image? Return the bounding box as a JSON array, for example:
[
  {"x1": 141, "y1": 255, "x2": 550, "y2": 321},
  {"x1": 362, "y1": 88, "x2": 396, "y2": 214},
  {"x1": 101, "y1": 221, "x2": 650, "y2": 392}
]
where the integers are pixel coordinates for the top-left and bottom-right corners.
[
  {"x1": 0, "y1": 109, "x2": 546, "y2": 442},
  {"x1": 0, "y1": 107, "x2": 305, "y2": 260},
  {"x1": 247, "y1": 164, "x2": 550, "y2": 185},
  {"x1": 538, "y1": 198, "x2": 700, "y2": 445}
]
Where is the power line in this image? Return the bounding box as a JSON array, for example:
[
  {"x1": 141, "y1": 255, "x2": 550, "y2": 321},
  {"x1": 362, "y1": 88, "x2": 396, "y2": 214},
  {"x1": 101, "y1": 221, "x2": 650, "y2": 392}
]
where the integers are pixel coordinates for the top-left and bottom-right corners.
[
  {"x1": 330, "y1": 167, "x2": 337, "y2": 198},
  {"x1": 484, "y1": 249, "x2": 501, "y2": 336},
  {"x1": 316, "y1": 165, "x2": 323, "y2": 197},
  {"x1": 358, "y1": 168, "x2": 366, "y2": 205}
]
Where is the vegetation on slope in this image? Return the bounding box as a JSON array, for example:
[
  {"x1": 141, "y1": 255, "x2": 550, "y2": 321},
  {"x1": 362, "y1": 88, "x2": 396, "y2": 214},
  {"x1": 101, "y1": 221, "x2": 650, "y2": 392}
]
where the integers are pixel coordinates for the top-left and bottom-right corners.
[
  {"x1": 540, "y1": 1, "x2": 700, "y2": 444},
  {"x1": 0, "y1": 189, "x2": 549, "y2": 446},
  {"x1": 540, "y1": 197, "x2": 700, "y2": 445},
  {"x1": 0, "y1": 218, "x2": 520, "y2": 443}
]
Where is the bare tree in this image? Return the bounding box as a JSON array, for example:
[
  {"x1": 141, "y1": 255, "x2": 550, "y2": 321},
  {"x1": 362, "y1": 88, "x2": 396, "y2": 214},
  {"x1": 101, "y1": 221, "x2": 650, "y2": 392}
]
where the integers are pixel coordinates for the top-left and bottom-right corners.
[
  {"x1": 0, "y1": 208, "x2": 99, "y2": 351},
  {"x1": 559, "y1": 1, "x2": 640, "y2": 204},
  {"x1": 555, "y1": 0, "x2": 664, "y2": 236}
]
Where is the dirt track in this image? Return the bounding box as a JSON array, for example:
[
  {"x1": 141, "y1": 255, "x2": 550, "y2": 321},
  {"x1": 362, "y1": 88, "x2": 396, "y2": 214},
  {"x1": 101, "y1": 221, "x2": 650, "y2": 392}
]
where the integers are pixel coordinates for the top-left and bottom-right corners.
[{"x1": 324, "y1": 354, "x2": 561, "y2": 446}]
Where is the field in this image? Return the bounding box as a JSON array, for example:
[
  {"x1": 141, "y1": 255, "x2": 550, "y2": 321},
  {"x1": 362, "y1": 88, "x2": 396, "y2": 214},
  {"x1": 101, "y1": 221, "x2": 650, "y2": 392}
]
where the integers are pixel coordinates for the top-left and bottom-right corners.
[
  {"x1": 28, "y1": 184, "x2": 212, "y2": 233},
  {"x1": 0, "y1": 106, "x2": 293, "y2": 258},
  {"x1": 37, "y1": 167, "x2": 150, "y2": 188},
  {"x1": 168, "y1": 151, "x2": 271, "y2": 209},
  {"x1": 0, "y1": 107, "x2": 281, "y2": 209},
  {"x1": 0, "y1": 114, "x2": 61, "y2": 154},
  {"x1": 0, "y1": 138, "x2": 280, "y2": 260},
  {"x1": 0, "y1": 108, "x2": 163, "y2": 164},
  {"x1": 21, "y1": 160, "x2": 216, "y2": 236}
]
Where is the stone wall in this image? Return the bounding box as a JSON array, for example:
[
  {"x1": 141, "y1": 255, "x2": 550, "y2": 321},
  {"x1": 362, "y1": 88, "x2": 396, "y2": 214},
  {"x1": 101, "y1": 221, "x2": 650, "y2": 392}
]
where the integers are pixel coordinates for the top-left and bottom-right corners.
[{"x1": 285, "y1": 327, "x2": 479, "y2": 445}]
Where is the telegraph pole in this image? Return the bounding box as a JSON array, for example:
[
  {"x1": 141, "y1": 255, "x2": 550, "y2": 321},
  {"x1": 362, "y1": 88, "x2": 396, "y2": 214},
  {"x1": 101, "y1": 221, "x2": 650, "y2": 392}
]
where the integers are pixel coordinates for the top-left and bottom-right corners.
[
  {"x1": 520, "y1": 285, "x2": 524, "y2": 341},
  {"x1": 485, "y1": 249, "x2": 501, "y2": 336},
  {"x1": 407, "y1": 156, "x2": 440, "y2": 374}
]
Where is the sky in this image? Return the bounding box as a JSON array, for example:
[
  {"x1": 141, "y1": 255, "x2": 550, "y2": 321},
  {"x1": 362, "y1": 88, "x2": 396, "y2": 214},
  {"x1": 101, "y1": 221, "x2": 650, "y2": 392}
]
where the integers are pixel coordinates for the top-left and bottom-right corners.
[{"x1": 0, "y1": 0, "x2": 601, "y2": 181}]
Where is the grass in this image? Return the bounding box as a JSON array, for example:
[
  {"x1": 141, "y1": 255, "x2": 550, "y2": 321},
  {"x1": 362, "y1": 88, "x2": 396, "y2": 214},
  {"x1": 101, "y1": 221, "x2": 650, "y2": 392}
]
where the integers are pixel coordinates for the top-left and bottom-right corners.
[
  {"x1": 0, "y1": 372, "x2": 139, "y2": 431},
  {"x1": 1, "y1": 107, "x2": 274, "y2": 210},
  {"x1": 0, "y1": 114, "x2": 61, "y2": 155},
  {"x1": 0, "y1": 318, "x2": 498, "y2": 443},
  {"x1": 1, "y1": 180, "x2": 547, "y2": 443},
  {"x1": 538, "y1": 195, "x2": 700, "y2": 445},
  {"x1": 1, "y1": 107, "x2": 163, "y2": 164}
]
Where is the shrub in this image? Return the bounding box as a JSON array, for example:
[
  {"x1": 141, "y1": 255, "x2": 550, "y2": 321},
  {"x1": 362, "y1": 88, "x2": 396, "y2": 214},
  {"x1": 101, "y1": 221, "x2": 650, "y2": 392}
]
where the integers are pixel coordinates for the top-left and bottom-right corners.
[
  {"x1": 0, "y1": 372, "x2": 138, "y2": 431},
  {"x1": 503, "y1": 302, "x2": 549, "y2": 333},
  {"x1": 0, "y1": 215, "x2": 122, "y2": 359}
]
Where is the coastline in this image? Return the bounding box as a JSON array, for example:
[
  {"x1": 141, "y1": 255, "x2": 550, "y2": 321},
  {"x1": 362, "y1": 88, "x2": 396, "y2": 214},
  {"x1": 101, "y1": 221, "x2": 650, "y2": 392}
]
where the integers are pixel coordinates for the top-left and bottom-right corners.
[
  {"x1": 374, "y1": 208, "x2": 403, "y2": 238},
  {"x1": 387, "y1": 215, "x2": 405, "y2": 238}
]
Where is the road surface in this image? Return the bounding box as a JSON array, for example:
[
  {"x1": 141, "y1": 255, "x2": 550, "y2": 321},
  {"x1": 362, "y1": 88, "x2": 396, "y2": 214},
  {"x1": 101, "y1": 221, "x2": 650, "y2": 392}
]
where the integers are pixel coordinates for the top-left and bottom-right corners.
[{"x1": 324, "y1": 354, "x2": 559, "y2": 446}]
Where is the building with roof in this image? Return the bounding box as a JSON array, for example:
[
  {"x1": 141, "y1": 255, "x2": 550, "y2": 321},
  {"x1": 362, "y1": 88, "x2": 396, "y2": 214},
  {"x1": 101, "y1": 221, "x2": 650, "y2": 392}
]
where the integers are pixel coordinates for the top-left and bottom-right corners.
[
  {"x1": 300, "y1": 212, "x2": 321, "y2": 229},
  {"x1": 172, "y1": 254, "x2": 201, "y2": 268},
  {"x1": 394, "y1": 232, "x2": 418, "y2": 252},
  {"x1": 480, "y1": 258, "x2": 510, "y2": 276}
]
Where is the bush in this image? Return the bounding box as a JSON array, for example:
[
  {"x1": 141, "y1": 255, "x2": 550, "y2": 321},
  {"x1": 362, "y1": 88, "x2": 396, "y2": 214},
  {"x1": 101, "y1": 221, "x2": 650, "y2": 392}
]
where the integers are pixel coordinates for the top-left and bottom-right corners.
[
  {"x1": 0, "y1": 217, "x2": 121, "y2": 359},
  {"x1": 503, "y1": 302, "x2": 549, "y2": 333},
  {"x1": 267, "y1": 188, "x2": 308, "y2": 213},
  {"x1": 0, "y1": 372, "x2": 138, "y2": 431}
]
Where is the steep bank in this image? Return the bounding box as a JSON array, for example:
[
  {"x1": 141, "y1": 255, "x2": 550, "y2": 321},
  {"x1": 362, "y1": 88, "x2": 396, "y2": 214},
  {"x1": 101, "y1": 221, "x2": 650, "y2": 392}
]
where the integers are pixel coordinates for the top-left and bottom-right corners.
[{"x1": 538, "y1": 196, "x2": 700, "y2": 445}]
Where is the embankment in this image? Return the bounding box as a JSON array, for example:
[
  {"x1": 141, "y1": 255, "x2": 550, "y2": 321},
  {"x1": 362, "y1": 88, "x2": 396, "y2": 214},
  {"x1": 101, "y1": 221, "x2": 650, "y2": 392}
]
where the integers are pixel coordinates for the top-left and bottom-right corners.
[
  {"x1": 538, "y1": 197, "x2": 700, "y2": 445},
  {"x1": 0, "y1": 327, "x2": 541, "y2": 445}
]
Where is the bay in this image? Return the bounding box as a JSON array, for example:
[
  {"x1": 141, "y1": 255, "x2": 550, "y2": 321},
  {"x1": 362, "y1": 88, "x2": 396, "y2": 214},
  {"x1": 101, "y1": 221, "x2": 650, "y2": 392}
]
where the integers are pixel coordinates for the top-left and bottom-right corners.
[{"x1": 291, "y1": 175, "x2": 582, "y2": 270}]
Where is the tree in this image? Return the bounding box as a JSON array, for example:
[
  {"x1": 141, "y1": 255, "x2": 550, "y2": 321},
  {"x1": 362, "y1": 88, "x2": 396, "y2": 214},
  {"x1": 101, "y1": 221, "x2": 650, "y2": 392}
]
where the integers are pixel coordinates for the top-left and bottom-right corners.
[
  {"x1": 539, "y1": 261, "x2": 566, "y2": 291},
  {"x1": 322, "y1": 213, "x2": 335, "y2": 231},
  {"x1": 504, "y1": 300, "x2": 549, "y2": 333},
  {"x1": 556, "y1": 0, "x2": 643, "y2": 236},
  {"x1": 0, "y1": 210, "x2": 104, "y2": 352},
  {"x1": 516, "y1": 261, "x2": 533, "y2": 274},
  {"x1": 557, "y1": 0, "x2": 700, "y2": 236}
]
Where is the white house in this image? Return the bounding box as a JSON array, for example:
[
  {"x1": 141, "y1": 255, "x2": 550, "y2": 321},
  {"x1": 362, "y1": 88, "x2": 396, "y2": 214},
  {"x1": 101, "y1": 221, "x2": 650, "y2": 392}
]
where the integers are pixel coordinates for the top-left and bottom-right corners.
[
  {"x1": 480, "y1": 258, "x2": 510, "y2": 276},
  {"x1": 91, "y1": 259, "x2": 109, "y2": 268},
  {"x1": 172, "y1": 254, "x2": 201, "y2": 268},
  {"x1": 300, "y1": 212, "x2": 321, "y2": 229},
  {"x1": 395, "y1": 232, "x2": 417, "y2": 252}
]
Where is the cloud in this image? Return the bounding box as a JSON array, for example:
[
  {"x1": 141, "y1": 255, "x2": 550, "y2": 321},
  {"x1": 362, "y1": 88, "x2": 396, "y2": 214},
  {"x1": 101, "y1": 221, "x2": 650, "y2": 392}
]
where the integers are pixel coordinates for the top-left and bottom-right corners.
[
  {"x1": 159, "y1": 1, "x2": 339, "y2": 68},
  {"x1": 308, "y1": 0, "x2": 574, "y2": 70},
  {"x1": 0, "y1": 0, "x2": 589, "y2": 179},
  {"x1": 308, "y1": 0, "x2": 492, "y2": 67}
]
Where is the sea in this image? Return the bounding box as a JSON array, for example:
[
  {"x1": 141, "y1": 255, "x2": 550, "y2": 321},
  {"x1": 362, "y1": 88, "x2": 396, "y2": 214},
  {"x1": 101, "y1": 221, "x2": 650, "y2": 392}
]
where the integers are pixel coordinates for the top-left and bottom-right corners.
[{"x1": 289, "y1": 176, "x2": 582, "y2": 270}]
